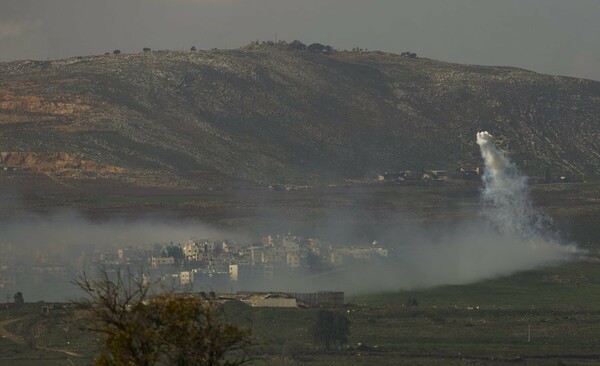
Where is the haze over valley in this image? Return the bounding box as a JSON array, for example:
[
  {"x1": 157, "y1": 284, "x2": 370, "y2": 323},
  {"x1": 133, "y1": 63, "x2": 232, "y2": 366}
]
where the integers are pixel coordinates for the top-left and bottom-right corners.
[{"x1": 1, "y1": 2, "x2": 600, "y2": 364}]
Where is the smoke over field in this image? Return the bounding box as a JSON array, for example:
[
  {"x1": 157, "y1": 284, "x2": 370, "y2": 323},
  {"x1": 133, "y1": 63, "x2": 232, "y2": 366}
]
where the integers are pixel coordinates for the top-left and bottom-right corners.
[
  {"x1": 0, "y1": 132, "x2": 581, "y2": 300},
  {"x1": 264, "y1": 131, "x2": 580, "y2": 293},
  {"x1": 477, "y1": 131, "x2": 549, "y2": 237}
]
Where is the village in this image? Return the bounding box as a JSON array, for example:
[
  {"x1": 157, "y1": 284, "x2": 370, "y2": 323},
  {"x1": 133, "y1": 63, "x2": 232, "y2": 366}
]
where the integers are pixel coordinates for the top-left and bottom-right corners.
[
  {"x1": 91, "y1": 233, "x2": 389, "y2": 290},
  {"x1": 0, "y1": 233, "x2": 392, "y2": 306}
]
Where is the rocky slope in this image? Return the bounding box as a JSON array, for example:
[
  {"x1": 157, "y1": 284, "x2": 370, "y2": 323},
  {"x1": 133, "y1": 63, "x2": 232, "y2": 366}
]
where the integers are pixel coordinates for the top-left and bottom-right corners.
[{"x1": 0, "y1": 44, "x2": 599, "y2": 188}]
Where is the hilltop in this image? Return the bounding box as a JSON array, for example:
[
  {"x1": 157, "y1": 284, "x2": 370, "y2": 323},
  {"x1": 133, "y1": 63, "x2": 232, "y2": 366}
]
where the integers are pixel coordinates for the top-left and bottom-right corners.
[{"x1": 1, "y1": 43, "x2": 599, "y2": 188}]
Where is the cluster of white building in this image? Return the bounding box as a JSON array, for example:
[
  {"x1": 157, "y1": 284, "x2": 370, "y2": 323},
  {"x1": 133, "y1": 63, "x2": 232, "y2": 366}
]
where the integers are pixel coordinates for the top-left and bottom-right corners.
[
  {"x1": 135, "y1": 234, "x2": 390, "y2": 289},
  {"x1": 0, "y1": 234, "x2": 390, "y2": 294}
]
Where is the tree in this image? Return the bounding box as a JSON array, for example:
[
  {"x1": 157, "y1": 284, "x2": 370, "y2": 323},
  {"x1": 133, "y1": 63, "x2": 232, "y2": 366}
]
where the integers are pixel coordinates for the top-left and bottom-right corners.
[
  {"x1": 307, "y1": 43, "x2": 326, "y2": 52},
  {"x1": 406, "y1": 297, "x2": 418, "y2": 308},
  {"x1": 73, "y1": 267, "x2": 253, "y2": 366},
  {"x1": 143, "y1": 47, "x2": 151, "y2": 52},
  {"x1": 113, "y1": 49, "x2": 121, "y2": 55},
  {"x1": 289, "y1": 40, "x2": 306, "y2": 50},
  {"x1": 163, "y1": 244, "x2": 184, "y2": 260},
  {"x1": 13, "y1": 292, "x2": 24, "y2": 306},
  {"x1": 310, "y1": 310, "x2": 350, "y2": 350},
  {"x1": 190, "y1": 46, "x2": 197, "y2": 51}
]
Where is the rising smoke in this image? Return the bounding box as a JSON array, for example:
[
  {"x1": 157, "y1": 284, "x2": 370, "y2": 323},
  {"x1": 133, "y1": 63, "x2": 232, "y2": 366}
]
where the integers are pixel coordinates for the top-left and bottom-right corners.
[
  {"x1": 0, "y1": 132, "x2": 580, "y2": 300},
  {"x1": 477, "y1": 131, "x2": 548, "y2": 238},
  {"x1": 235, "y1": 132, "x2": 579, "y2": 294},
  {"x1": 268, "y1": 131, "x2": 579, "y2": 293}
]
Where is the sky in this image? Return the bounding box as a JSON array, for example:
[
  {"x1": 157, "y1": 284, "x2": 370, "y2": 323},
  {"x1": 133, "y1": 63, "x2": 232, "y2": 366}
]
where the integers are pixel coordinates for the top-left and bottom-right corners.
[{"x1": 1, "y1": 0, "x2": 599, "y2": 81}]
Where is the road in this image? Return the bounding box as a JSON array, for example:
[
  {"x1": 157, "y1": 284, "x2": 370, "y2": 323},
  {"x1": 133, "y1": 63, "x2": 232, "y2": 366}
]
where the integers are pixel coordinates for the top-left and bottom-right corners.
[
  {"x1": 0, "y1": 317, "x2": 25, "y2": 345},
  {"x1": 0, "y1": 317, "x2": 82, "y2": 357}
]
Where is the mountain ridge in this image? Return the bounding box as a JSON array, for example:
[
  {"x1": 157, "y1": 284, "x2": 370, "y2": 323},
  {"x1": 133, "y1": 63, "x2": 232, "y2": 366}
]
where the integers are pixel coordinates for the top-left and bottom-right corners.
[{"x1": 0, "y1": 45, "x2": 599, "y2": 188}]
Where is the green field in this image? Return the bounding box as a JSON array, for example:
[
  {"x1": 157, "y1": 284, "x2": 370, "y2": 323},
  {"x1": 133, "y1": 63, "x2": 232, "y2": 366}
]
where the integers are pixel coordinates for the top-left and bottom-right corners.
[
  {"x1": 231, "y1": 260, "x2": 600, "y2": 365},
  {"x1": 3, "y1": 260, "x2": 600, "y2": 365}
]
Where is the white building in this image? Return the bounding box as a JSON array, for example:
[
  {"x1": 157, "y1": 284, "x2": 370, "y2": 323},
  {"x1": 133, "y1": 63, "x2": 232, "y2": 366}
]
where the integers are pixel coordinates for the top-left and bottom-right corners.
[
  {"x1": 180, "y1": 271, "x2": 192, "y2": 285},
  {"x1": 150, "y1": 256, "x2": 175, "y2": 268}
]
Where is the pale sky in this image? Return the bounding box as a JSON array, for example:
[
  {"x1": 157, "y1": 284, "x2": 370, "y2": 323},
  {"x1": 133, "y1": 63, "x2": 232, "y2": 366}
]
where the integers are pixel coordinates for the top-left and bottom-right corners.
[{"x1": 1, "y1": 0, "x2": 599, "y2": 81}]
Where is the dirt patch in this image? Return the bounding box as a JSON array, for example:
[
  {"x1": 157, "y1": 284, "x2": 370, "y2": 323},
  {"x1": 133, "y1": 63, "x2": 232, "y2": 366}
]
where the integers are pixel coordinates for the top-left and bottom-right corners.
[
  {"x1": 0, "y1": 93, "x2": 92, "y2": 116},
  {"x1": 0, "y1": 152, "x2": 125, "y2": 175}
]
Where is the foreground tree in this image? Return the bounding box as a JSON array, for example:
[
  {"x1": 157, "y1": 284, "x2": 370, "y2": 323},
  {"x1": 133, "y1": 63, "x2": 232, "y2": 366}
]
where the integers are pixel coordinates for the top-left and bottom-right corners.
[{"x1": 73, "y1": 268, "x2": 253, "y2": 366}]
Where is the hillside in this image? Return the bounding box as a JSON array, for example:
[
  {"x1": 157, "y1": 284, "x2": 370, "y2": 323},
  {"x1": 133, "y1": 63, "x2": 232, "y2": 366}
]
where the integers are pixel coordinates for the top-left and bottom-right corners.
[{"x1": 1, "y1": 44, "x2": 599, "y2": 188}]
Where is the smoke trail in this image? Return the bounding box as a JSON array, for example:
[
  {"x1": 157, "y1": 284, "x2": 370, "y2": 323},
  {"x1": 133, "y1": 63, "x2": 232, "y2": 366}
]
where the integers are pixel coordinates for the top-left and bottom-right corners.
[
  {"x1": 475, "y1": 130, "x2": 581, "y2": 273},
  {"x1": 476, "y1": 131, "x2": 546, "y2": 237}
]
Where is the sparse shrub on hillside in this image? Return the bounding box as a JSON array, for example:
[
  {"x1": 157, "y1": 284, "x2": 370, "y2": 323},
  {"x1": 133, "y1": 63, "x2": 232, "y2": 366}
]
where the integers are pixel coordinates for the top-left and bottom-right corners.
[
  {"x1": 241, "y1": 39, "x2": 333, "y2": 53},
  {"x1": 143, "y1": 47, "x2": 151, "y2": 52},
  {"x1": 2, "y1": 45, "x2": 596, "y2": 185},
  {"x1": 406, "y1": 297, "x2": 419, "y2": 307},
  {"x1": 304, "y1": 43, "x2": 333, "y2": 53},
  {"x1": 112, "y1": 49, "x2": 121, "y2": 55},
  {"x1": 307, "y1": 43, "x2": 325, "y2": 52},
  {"x1": 190, "y1": 46, "x2": 197, "y2": 51},
  {"x1": 290, "y1": 40, "x2": 306, "y2": 50}
]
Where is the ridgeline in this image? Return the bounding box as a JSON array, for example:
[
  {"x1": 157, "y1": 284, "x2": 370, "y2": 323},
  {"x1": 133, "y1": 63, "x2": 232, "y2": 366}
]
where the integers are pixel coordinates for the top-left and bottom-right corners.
[{"x1": 1, "y1": 42, "x2": 599, "y2": 188}]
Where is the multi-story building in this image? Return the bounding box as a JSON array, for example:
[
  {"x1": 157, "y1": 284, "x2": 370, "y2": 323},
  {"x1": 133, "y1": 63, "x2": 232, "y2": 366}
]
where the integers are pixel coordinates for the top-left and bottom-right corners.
[{"x1": 150, "y1": 256, "x2": 175, "y2": 268}]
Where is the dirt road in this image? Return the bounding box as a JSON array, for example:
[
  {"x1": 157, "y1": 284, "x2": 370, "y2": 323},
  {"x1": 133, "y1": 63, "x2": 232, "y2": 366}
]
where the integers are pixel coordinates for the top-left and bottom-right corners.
[{"x1": 0, "y1": 317, "x2": 25, "y2": 345}]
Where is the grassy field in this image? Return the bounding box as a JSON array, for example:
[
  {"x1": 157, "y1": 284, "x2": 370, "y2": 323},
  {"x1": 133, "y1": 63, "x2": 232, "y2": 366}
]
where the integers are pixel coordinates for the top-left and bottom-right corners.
[
  {"x1": 5, "y1": 260, "x2": 599, "y2": 365},
  {"x1": 221, "y1": 260, "x2": 600, "y2": 365}
]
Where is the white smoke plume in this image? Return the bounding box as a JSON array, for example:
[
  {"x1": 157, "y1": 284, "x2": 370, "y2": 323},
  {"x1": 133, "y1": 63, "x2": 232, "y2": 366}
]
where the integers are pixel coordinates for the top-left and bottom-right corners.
[
  {"x1": 0, "y1": 133, "x2": 582, "y2": 301},
  {"x1": 476, "y1": 131, "x2": 576, "y2": 253},
  {"x1": 477, "y1": 131, "x2": 543, "y2": 237},
  {"x1": 234, "y1": 133, "x2": 581, "y2": 294}
]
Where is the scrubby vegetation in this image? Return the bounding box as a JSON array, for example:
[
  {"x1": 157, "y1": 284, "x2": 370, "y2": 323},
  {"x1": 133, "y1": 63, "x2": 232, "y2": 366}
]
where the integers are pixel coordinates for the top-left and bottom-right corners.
[{"x1": 1, "y1": 43, "x2": 598, "y2": 188}]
